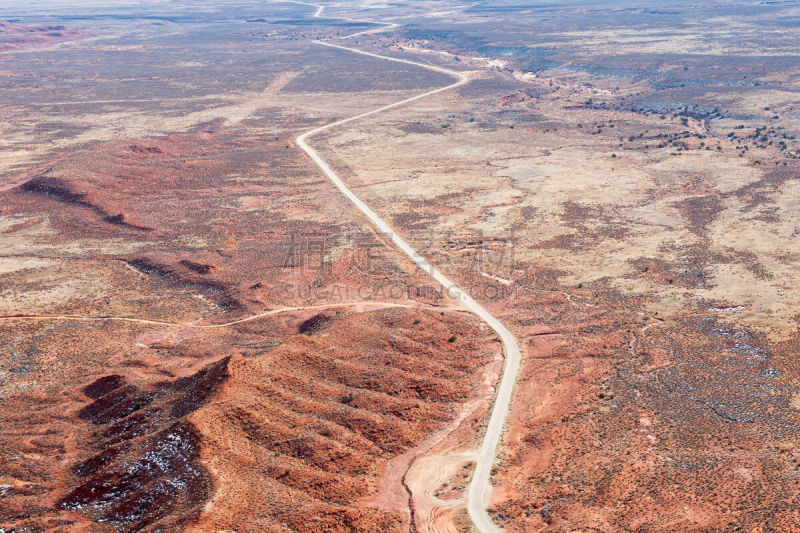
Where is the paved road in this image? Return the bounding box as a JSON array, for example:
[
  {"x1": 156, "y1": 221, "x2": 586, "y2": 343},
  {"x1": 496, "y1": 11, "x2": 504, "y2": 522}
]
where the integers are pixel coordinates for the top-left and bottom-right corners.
[{"x1": 294, "y1": 4, "x2": 521, "y2": 531}]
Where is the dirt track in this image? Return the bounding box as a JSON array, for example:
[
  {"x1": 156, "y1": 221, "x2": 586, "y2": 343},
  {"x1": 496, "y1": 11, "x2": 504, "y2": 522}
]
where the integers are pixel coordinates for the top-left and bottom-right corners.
[
  {"x1": 294, "y1": 4, "x2": 521, "y2": 531},
  {"x1": 0, "y1": 300, "x2": 453, "y2": 328}
]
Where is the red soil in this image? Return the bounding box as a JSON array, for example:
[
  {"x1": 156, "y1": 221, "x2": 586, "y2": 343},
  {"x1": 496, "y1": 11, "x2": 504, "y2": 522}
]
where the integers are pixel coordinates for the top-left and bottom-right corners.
[{"x1": 0, "y1": 20, "x2": 80, "y2": 51}]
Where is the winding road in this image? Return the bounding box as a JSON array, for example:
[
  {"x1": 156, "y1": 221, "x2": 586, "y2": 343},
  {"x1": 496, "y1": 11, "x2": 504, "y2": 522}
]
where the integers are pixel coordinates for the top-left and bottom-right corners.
[{"x1": 293, "y1": 4, "x2": 521, "y2": 531}]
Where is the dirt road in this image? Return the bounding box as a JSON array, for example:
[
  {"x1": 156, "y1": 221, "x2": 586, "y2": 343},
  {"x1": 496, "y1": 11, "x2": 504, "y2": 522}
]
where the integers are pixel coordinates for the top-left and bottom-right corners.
[{"x1": 294, "y1": 4, "x2": 521, "y2": 531}]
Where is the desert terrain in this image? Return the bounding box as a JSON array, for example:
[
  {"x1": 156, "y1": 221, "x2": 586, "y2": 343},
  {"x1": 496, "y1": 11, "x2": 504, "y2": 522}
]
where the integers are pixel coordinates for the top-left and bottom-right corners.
[{"x1": 1, "y1": 0, "x2": 799, "y2": 531}]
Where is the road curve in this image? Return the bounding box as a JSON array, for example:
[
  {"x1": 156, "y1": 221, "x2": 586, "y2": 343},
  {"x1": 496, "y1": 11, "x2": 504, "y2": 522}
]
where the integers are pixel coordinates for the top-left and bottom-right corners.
[{"x1": 292, "y1": 4, "x2": 521, "y2": 531}]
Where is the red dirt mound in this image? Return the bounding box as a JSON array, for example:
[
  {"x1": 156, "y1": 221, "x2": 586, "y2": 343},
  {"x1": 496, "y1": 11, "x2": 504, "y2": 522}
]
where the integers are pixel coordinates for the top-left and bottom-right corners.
[
  {"x1": 188, "y1": 308, "x2": 496, "y2": 532},
  {"x1": 0, "y1": 20, "x2": 79, "y2": 50},
  {"x1": 58, "y1": 358, "x2": 229, "y2": 531}
]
